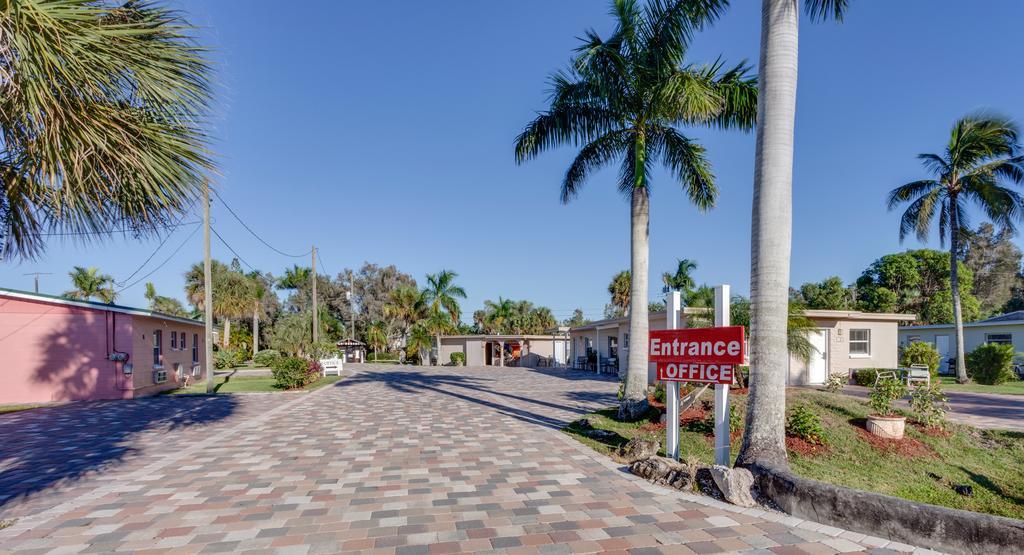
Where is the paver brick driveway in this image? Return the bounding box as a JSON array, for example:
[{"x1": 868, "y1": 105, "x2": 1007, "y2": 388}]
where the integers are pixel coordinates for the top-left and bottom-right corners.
[{"x1": 0, "y1": 365, "x2": 927, "y2": 554}]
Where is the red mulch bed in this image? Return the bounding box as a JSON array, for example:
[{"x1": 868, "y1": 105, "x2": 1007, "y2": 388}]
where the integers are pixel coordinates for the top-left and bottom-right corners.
[
  {"x1": 786, "y1": 436, "x2": 829, "y2": 457},
  {"x1": 855, "y1": 426, "x2": 936, "y2": 458},
  {"x1": 648, "y1": 395, "x2": 666, "y2": 411},
  {"x1": 679, "y1": 407, "x2": 706, "y2": 424},
  {"x1": 916, "y1": 424, "x2": 953, "y2": 438}
]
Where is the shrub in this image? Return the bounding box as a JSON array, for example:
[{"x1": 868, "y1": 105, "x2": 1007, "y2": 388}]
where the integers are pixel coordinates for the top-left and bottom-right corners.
[
  {"x1": 900, "y1": 342, "x2": 941, "y2": 377},
  {"x1": 271, "y1": 356, "x2": 319, "y2": 389},
  {"x1": 651, "y1": 383, "x2": 667, "y2": 404},
  {"x1": 450, "y1": 352, "x2": 466, "y2": 366},
  {"x1": 368, "y1": 352, "x2": 399, "y2": 362},
  {"x1": 966, "y1": 343, "x2": 1018, "y2": 385},
  {"x1": 786, "y1": 405, "x2": 827, "y2": 445},
  {"x1": 868, "y1": 378, "x2": 907, "y2": 416},
  {"x1": 214, "y1": 347, "x2": 246, "y2": 369},
  {"x1": 308, "y1": 340, "x2": 339, "y2": 361},
  {"x1": 824, "y1": 373, "x2": 846, "y2": 393},
  {"x1": 729, "y1": 404, "x2": 742, "y2": 434},
  {"x1": 909, "y1": 382, "x2": 949, "y2": 428},
  {"x1": 253, "y1": 349, "x2": 281, "y2": 367},
  {"x1": 852, "y1": 368, "x2": 882, "y2": 386}
]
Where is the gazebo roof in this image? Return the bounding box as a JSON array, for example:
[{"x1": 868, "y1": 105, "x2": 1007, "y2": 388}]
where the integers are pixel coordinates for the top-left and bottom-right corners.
[{"x1": 336, "y1": 338, "x2": 366, "y2": 347}]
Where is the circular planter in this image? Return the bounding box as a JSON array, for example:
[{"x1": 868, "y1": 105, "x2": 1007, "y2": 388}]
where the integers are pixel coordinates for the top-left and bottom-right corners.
[{"x1": 866, "y1": 414, "x2": 906, "y2": 439}]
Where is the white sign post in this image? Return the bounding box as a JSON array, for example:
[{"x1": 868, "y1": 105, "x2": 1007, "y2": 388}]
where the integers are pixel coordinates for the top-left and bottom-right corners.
[
  {"x1": 665, "y1": 290, "x2": 682, "y2": 460},
  {"x1": 713, "y1": 284, "x2": 731, "y2": 466}
]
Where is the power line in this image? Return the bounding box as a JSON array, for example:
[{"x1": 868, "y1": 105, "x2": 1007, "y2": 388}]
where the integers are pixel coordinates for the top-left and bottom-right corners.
[
  {"x1": 211, "y1": 189, "x2": 312, "y2": 258},
  {"x1": 37, "y1": 220, "x2": 201, "y2": 237},
  {"x1": 209, "y1": 225, "x2": 276, "y2": 287},
  {"x1": 116, "y1": 203, "x2": 199, "y2": 286},
  {"x1": 116, "y1": 223, "x2": 202, "y2": 293}
]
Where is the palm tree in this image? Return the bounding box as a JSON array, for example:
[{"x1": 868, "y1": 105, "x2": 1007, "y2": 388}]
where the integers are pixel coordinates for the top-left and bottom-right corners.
[
  {"x1": 184, "y1": 260, "x2": 250, "y2": 348},
  {"x1": 406, "y1": 322, "x2": 433, "y2": 365},
  {"x1": 738, "y1": 0, "x2": 849, "y2": 471},
  {"x1": 515, "y1": 0, "x2": 756, "y2": 420},
  {"x1": 276, "y1": 265, "x2": 311, "y2": 292},
  {"x1": 64, "y1": 266, "x2": 117, "y2": 304},
  {"x1": 663, "y1": 258, "x2": 698, "y2": 294},
  {"x1": 144, "y1": 282, "x2": 188, "y2": 317},
  {"x1": 1, "y1": 0, "x2": 213, "y2": 260},
  {"x1": 608, "y1": 270, "x2": 632, "y2": 316},
  {"x1": 421, "y1": 270, "x2": 467, "y2": 366},
  {"x1": 366, "y1": 321, "x2": 388, "y2": 361},
  {"x1": 384, "y1": 285, "x2": 426, "y2": 356},
  {"x1": 888, "y1": 115, "x2": 1024, "y2": 383}
]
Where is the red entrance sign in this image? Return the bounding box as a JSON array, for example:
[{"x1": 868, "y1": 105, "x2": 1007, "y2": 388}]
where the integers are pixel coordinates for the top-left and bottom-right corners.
[{"x1": 649, "y1": 326, "x2": 745, "y2": 383}]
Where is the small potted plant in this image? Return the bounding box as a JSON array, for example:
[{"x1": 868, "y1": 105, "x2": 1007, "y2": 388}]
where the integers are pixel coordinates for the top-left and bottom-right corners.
[{"x1": 867, "y1": 378, "x2": 908, "y2": 439}]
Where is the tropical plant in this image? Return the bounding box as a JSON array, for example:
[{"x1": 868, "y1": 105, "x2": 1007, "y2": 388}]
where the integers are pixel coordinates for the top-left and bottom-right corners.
[
  {"x1": 823, "y1": 373, "x2": 846, "y2": 394},
  {"x1": 608, "y1": 270, "x2": 632, "y2": 315},
  {"x1": 253, "y1": 349, "x2": 281, "y2": 367},
  {"x1": 868, "y1": 378, "x2": 907, "y2": 417},
  {"x1": 384, "y1": 285, "x2": 425, "y2": 353},
  {"x1": 0, "y1": 0, "x2": 213, "y2": 260},
  {"x1": 909, "y1": 382, "x2": 949, "y2": 429},
  {"x1": 662, "y1": 258, "x2": 697, "y2": 295},
  {"x1": 270, "y1": 356, "x2": 318, "y2": 390},
  {"x1": 450, "y1": 352, "x2": 466, "y2": 366},
  {"x1": 888, "y1": 114, "x2": 1024, "y2": 383},
  {"x1": 421, "y1": 270, "x2": 466, "y2": 366},
  {"x1": 276, "y1": 265, "x2": 311, "y2": 291},
  {"x1": 63, "y1": 266, "x2": 117, "y2": 303},
  {"x1": 144, "y1": 282, "x2": 188, "y2": 317},
  {"x1": 406, "y1": 322, "x2": 433, "y2": 365},
  {"x1": 515, "y1": 0, "x2": 757, "y2": 420},
  {"x1": 739, "y1": 0, "x2": 850, "y2": 471},
  {"x1": 786, "y1": 405, "x2": 827, "y2": 445},
  {"x1": 966, "y1": 343, "x2": 1018, "y2": 385},
  {"x1": 365, "y1": 320, "x2": 388, "y2": 361},
  {"x1": 184, "y1": 259, "x2": 253, "y2": 347}
]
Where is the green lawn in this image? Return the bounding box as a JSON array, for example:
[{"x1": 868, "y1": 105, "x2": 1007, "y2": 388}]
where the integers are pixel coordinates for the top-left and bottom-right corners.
[
  {"x1": 0, "y1": 403, "x2": 52, "y2": 415},
  {"x1": 938, "y1": 376, "x2": 1024, "y2": 395},
  {"x1": 170, "y1": 374, "x2": 343, "y2": 394},
  {"x1": 565, "y1": 389, "x2": 1024, "y2": 519}
]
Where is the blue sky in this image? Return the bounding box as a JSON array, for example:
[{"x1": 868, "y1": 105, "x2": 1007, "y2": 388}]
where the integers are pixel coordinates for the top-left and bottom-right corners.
[{"x1": 3, "y1": 1, "x2": 1023, "y2": 323}]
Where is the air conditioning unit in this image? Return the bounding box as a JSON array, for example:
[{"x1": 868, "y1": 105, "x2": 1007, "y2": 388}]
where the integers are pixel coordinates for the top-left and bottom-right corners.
[{"x1": 153, "y1": 370, "x2": 168, "y2": 384}]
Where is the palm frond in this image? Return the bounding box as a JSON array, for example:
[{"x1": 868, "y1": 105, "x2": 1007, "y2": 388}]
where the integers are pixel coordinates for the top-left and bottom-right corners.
[
  {"x1": 562, "y1": 130, "x2": 631, "y2": 203},
  {"x1": 916, "y1": 153, "x2": 950, "y2": 178},
  {"x1": 804, "y1": 0, "x2": 850, "y2": 23},
  {"x1": 654, "y1": 126, "x2": 716, "y2": 210},
  {"x1": 514, "y1": 104, "x2": 620, "y2": 164},
  {"x1": 886, "y1": 179, "x2": 940, "y2": 211},
  {"x1": 895, "y1": 187, "x2": 944, "y2": 243},
  {"x1": 2, "y1": 0, "x2": 214, "y2": 260},
  {"x1": 948, "y1": 114, "x2": 1020, "y2": 172}
]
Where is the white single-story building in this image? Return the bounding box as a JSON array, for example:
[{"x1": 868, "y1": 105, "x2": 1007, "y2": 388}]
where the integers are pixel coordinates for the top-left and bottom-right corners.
[
  {"x1": 899, "y1": 311, "x2": 1024, "y2": 375},
  {"x1": 438, "y1": 328, "x2": 571, "y2": 367},
  {"x1": 569, "y1": 307, "x2": 915, "y2": 386}
]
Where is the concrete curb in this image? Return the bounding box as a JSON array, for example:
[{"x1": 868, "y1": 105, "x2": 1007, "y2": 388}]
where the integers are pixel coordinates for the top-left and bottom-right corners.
[{"x1": 752, "y1": 464, "x2": 1024, "y2": 555}]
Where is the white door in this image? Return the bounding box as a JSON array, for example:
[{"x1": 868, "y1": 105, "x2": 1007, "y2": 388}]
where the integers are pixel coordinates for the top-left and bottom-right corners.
[
  {"x1": 554, "y1": 340, "x2": 566, "y2": 365},
  {"x1": 934, "y1": 335, "x2": 950, "y2": 374},
  {"x1": 807, "y1": 330, "x2": 829, "y2": 384}
]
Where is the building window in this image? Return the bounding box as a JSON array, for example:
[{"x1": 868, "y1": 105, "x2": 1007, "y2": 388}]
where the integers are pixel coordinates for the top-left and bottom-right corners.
[
  {"x1": 192, "y1": 365, "x2": 201, "y2": 377},
  {"x1": 608, "y1": 336, "x2": 618, "y2": 359},
  {"x1": 986, "y1": 333, "x2": 1013, "y2": 345},
  {"x1": 907, "y1": 335, "x2": 921, "y2": 344},
  {"x1": 180, "y1": 332, "x2": 186, "y2": 350},
  {"x1": 174, "y1": 362, "x2": 183, "y2": 380},
  {"x1": 171, "y1": 331, "x2": 177, "y2": 350},
  {"x1": 192, "y1": 333, "x2": 199, "y2": 363},
  {"x1": 153, "y1": 330, "x2": 163, "y2": 366},
  {"x1": 584, "y1": 336, "x2": 593, "y2": 355},
  {"x1": 849, "y1": 329, "x2": 870, "y2": 356},
  {"x1": 154, "y1": 369, "x2": 167, "y2": 384}
]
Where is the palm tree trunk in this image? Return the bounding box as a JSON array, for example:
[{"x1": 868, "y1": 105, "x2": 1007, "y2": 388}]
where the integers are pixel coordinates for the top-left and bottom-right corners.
[
  {"x1": 252, "y1": 305, "x2": 259, "y2": 363},
  {"x1": 736, "y1": 0, "x2": 799, "y2": 471},
  {"x1": 435, "y1": 334, "x2": 441, "y2": 366},
  {"x1": 620, "y1": 167, "x2": 651, "y2": 420},
  {"x1": 223, "y1": 318, "x2": 231, "y2": 348},
  {"x1": 950, "y1": 199, "x2": 969, "y2": 383}
]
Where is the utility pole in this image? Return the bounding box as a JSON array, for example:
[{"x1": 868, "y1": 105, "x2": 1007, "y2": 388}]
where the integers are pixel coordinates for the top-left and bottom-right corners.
[
  {"x1": 204, "y1": 181, "x2": 215, "y2": 394},
  {"x1": 23, "y1": 272, "x2": 52, "y2": 293},
  {"x1": 311, "y1": 245, "x2": 319, "y2": 343}
]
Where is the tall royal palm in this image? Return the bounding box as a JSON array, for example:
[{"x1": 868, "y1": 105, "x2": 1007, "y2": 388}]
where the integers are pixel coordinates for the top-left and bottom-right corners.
[
  {"x1": 738, "y1": 0, "x2": 848, "y2": 471},
  {"x1": 1, "y1": 0, "x2": 212, "y2": 260},
  {"x1": 64, "y1": 266, "x2": 117, "y2": 304},
  {"x1": 421, "y1": 270, "x2": 467, "y2": 366},
  {"x1": 515, "y1": 0, "x2": 757, "y2": 420},
  {"x1": 888, "y1": 115, "x2": 1024, "y2": 383}
]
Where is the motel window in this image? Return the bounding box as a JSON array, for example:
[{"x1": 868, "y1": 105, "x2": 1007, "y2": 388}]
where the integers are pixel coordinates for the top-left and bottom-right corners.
[
  {"x1": 171, "y1": 331, "x2": 177, "y2": 350},
  {"x1": 192, "y1": 333, "x2": 199, "y2": 363},
  {"x1": 584, "y1": 337, "x2": 593, "y2": 355},
  {"x1": 153, "y1": 330, "x2": 163, "y2": 366},
  {"x1": 608, "y1": 336, "x2": 618, "y2": 359},
  {"x1": 180, "y1": 332, "x2": 186, "y2": 350},
  {"x1": 849, "y1": 329, "x2": 871, "y2": 356},
  {"x1": 986, "y1": 333, "x2": 1013, "y2": 345}
]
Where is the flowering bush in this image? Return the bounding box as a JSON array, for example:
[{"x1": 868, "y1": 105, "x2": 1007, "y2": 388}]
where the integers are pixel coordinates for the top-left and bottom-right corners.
[{"x1": 271, "y1": 356, "x2": 320, "y2": 389}]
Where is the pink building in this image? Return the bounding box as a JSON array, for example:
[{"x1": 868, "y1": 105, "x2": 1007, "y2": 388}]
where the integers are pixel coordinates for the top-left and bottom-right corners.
[{"x1": 0, "y1": 288, "x2": 208, "y2": 404}]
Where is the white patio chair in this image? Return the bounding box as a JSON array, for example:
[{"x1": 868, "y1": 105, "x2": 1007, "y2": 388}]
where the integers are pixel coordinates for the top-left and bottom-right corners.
[{"x1": 906, "y1": 364, "x2": 931, "y2": 387}]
